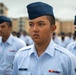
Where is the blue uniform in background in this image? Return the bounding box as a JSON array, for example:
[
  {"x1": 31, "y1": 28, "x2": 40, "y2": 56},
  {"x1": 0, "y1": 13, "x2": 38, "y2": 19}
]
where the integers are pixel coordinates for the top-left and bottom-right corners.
[
  {"x1": 12, "y1": 40, "x2": 76, "y2": 75},
  {"x1": 0, "y1": 34, "x2": 26, "y2": 75},
  {"x1": 66, "y1": 41, "x2": 76, "y2": 56}
]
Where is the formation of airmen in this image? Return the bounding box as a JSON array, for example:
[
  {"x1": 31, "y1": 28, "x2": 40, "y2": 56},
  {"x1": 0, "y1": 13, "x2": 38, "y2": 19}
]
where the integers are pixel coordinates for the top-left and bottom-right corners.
[
  {"x1": 52, "y1": 32, "x2": 76, "y2": 48},
  {"x1": 0, "y1": 1, "x2": 76, "y2": 75},
  {"x1": 11, "y1": 30, "x2": 76, "y2": 48}
]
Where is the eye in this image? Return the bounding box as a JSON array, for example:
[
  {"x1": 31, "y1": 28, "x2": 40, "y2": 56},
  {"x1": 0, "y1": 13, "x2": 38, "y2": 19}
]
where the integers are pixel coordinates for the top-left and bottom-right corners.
[
  {"x1": 1, "y1": 25, "x2": 6, "y2": 28},
  {"x1": 29, "y1": 23, "x2": 34, "y2": 27},
  {"x1": 38, "y1": 22, "x2": 45, "y2": 26}
]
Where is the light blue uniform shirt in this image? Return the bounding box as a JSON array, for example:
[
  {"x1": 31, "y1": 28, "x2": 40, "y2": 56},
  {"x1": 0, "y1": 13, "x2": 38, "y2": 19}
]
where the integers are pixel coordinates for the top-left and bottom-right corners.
[
  {"x1": 66, "y1": 41, "x2": 76, "y2": 56},
  {"x1": 58, "y1": 38, "x2": 68, "y2": 48},
  {"x1": 0, "y1": 34, "x2": 26, "y2": 75},
  {"x1": 12, "y1": 40, "x2": 76, "y2": 75}
]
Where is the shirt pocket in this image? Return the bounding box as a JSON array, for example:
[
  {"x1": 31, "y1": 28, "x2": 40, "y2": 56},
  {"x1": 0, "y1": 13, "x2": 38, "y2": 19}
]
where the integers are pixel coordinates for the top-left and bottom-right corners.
[
  {"x1": 6, "y1": 51, "x2": 16, "y2": 64},
  {"x1": 18, "y1": 71, "x2": 31, "y2": 75}
]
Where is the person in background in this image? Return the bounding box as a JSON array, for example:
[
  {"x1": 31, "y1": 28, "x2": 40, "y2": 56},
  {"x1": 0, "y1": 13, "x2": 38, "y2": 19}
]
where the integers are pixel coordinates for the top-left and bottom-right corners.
[
  {"x1": 12, "y1": 2, "x2": 76, "y2": 75},
  {"x1": 66, "y1": 15, "x2": 76, "y2": 56},
  {"x1": 52, "y1": 32, "x2": 59, "y2": 44},
  {"x1": 66, "y1": 32, "x2": 73, "y2": 45},
  {"x1": 58, "y1": 32, "x2": 68, "y2": 48},
  {"x1": 19, "y1": 31, "x2": 33, "y2": 46},
  {"x1": 72, "y1": 31, "x2": 76, "y2": 42},
  {"x1": 12, "y1": 31, "x2": 17, "y2": 36},
  {"x1": 0, "y1": 16, "x2": 26, "y2": 75},
  {"x1": 19, "y1": 31, "x2": 26, "y2": 41}
]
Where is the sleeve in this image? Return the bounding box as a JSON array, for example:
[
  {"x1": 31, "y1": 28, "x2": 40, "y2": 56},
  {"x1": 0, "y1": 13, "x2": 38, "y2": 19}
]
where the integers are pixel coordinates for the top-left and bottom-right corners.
[
  {"x1": 68, "y1": 55, "x2": 76, "y2": 75},
  {"x1": 17, "y1": 40, "x2": 27, "y2": 50}
]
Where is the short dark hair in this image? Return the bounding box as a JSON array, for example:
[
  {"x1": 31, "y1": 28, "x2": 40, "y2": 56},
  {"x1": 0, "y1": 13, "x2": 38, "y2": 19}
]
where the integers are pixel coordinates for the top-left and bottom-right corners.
[
  {"x1": 46, "y1": 15, "x2": 55, "y2": 25},
  {"x1": 6, "y1": 21, "x2": 12, "y2": 27}
]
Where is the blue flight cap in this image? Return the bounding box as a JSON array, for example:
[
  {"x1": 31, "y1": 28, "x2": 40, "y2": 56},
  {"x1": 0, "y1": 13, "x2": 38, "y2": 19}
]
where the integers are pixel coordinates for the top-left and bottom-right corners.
[
  {"x1": 27, "y1": 2, "x2": 54, "y2": 20},
  {"x1": 74, "y1": 16, "x2": 76, "y2": 25},
  {"x1": 0, "y1": 16, "x2": 11, "y2": 24}
]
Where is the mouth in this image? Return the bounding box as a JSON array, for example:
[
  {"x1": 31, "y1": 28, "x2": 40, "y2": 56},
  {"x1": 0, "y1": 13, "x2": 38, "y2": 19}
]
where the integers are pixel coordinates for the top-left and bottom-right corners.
[{"x1": 33, "y1": 34, "x2": 39, "y2": 38}]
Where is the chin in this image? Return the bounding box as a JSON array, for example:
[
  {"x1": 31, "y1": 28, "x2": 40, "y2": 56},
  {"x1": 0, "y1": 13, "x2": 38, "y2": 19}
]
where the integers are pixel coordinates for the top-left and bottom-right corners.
[{"x1": 34, "y1": 40, "x2": 40, "y2": 43}]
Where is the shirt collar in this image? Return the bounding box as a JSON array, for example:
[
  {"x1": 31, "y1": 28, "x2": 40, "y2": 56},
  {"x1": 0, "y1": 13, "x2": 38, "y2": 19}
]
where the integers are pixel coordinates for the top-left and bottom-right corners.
[
  {"x1": 7, "y1": 34, "x2": 13, "y2": 45},
  {"x1": 28, "y1": 44, "x2": 35, "y2": 56},
  {"x1": 28, "y1": 40, "x2": 55, "y2": 57},
  {"x1": 0, "y1": 34, "x2": 13, "y2": 45},
  {"x1": 45, "y1": 40, "x2": 55, "y2": 57}
]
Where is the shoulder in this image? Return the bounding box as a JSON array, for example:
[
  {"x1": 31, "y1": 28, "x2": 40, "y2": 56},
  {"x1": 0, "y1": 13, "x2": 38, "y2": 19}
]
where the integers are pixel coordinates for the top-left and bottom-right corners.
[
  {"x1": 12, "y1": 36, "x2": 26, "y2": 44},
  {"x1": 55, "y1": 43, "x2": 75, "y2": 59},
  {"x1": 16, "y1": 44, "x2": 33, "y2": 56},
  {"x1": 54, "y1": 44, "x2": 76, "y2": 68},
  {"x1": 12, "y1": 36, "x2": 23, "y2": 42},
  {"x1": 67, "y1": 41, "x2": 76, "y2": 47},
  {"x1": 51, "y1": 41, "x2": 75, "y2": 58},
  {"x1": 15, "y1": 45, "x2": 33, "y2": 60},
  {"x1": 66, "y1": 42, "x2": 76, "y2": 50},
  {"x1": 17, "y1": 45, "x2": 32, "y2": 53}
]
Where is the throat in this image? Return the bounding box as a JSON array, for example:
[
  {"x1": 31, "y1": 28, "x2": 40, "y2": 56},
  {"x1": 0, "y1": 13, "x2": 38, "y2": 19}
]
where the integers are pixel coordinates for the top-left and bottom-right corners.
[
  {"x1": 35, "y1": 44, "x2": 48, "y2": 57},
  {"x1": 2, "y1": 36, "x2": 9, "y2": 43}
]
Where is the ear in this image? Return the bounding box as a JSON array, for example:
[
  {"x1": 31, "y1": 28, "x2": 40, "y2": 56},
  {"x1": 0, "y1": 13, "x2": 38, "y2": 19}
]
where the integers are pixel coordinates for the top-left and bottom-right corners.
[
  {"x1": 9, "y1": 26, "x2": 12, "y2": 31},
  {"x1": 51, "y1": 25, "x2": 56, "y2": 32}
]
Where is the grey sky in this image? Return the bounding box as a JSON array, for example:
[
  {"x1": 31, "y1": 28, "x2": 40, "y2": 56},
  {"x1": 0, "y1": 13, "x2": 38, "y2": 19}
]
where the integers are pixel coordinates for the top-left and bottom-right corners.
[{"x1": 0, "y1": 0, "x2": 76, "y2": 21}]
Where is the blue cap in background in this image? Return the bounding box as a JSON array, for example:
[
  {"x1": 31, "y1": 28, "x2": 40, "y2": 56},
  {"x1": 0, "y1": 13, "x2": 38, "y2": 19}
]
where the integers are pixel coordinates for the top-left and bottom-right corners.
[{"x1": 0, "y1": 16, "x2": 11, "y2": 24}]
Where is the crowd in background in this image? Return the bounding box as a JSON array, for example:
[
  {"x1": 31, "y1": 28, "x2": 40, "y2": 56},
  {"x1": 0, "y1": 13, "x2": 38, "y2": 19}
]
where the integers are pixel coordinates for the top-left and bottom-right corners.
[
  {"x1": 11, "y1": 31, "x2": 76, "y2": 48},
  {"x1": 12, "y1": 31, "x2": 34, "y2": 46},
  {"x1": 52, "y1": 32, "x2": 76, "y2": 48}
]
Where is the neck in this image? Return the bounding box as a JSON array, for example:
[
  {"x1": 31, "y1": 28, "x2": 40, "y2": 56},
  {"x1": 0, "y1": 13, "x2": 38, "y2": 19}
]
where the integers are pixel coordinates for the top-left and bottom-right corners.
[
  {"x1": 2, "y1": 34, "x2": 10, "y2": 43},
  {"x1": 35, "y1": 39, "x2": 51, "y2": 57}
]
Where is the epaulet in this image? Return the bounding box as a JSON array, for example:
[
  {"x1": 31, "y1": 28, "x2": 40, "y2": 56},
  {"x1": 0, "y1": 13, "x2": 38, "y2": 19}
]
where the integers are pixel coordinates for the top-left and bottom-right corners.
[
  {"x1": 55, "y1": 44, "x2": 75, "y2": 58},
  {"x1": 67, "y1": 42, "x2": 76, "y2": 48},
  {"x1": 17, "y1": 45, "x2": 32, "y2": 53}
]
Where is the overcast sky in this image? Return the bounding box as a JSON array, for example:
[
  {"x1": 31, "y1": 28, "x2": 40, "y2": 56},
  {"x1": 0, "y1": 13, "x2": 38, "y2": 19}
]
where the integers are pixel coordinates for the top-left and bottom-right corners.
[{"x1": 0, "y1": 0, "x2": 76, "y2": 21}]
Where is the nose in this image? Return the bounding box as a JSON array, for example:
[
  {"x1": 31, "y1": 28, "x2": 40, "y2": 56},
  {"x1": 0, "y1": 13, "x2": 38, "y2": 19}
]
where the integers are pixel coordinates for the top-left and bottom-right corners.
[{"x1": 33, "y1": 25, "x2": 39, "y2": 32}]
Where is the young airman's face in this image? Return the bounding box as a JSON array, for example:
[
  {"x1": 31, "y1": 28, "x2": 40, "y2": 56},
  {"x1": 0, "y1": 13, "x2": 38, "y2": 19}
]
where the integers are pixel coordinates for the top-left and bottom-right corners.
[
  {"x1": 29, "y1": 16, "x2": 56, "y2": 44},
  {"x1": 0, "y1": 22, "x2": 12, "y2": 37}
]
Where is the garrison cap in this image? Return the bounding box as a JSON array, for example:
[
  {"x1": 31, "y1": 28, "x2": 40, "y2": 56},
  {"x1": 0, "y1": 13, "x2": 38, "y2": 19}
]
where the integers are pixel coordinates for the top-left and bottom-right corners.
[
  {"x1": 0, "y1": 16, "x2": 11, "y2": 24},
  {"x1": 27, "y1": 2, "x2": 54, "y2": 20},
  {"x1": 74, "y1": 16, "x2": 76, "y2": 25}
]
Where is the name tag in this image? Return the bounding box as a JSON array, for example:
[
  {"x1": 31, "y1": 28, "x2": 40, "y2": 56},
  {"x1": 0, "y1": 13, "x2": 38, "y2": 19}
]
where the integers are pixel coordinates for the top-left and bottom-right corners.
[{"x1": 19, "y1": 68, "x2": 28, "y2": 71}]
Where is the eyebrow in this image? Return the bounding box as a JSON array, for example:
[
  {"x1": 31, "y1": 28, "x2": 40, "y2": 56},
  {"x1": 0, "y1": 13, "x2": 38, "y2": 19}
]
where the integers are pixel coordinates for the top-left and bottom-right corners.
[
  {"x1": 29, "y1": 21, "x2": 45, "y2": 23},
  {"x1": 0, "y1": 24, "x2": 5, "y2": 26}
]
